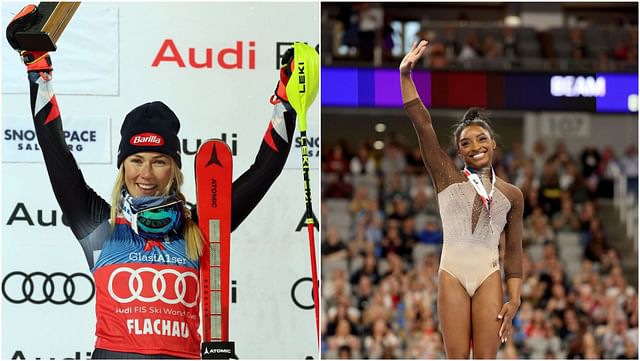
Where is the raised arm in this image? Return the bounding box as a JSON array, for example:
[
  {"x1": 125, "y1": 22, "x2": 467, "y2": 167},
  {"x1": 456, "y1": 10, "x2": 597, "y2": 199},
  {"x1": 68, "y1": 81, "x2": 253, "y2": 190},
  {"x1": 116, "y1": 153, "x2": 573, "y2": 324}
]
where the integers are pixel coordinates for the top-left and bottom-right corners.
[
  {"x1": 25, "y1": 58, "x2": 111, "y2": 240},
  {"x1": 230, "y1": 46, "x2": 307, "y2": 231},
  {"x1": 230, "y1": 101, "x2": 296, "y2": 231},
  {"x1": 7, "y1": 5, "x2": 113, "y2": 269},
  {"x1": 400, "y1": 40, "x2": 462, "y2": 192}
]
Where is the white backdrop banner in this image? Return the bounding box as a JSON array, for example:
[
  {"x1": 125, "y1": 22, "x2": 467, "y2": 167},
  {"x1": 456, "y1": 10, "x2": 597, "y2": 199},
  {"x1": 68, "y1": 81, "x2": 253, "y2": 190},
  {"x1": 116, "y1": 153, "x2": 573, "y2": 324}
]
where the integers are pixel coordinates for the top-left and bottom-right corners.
[{"x1": 2, "y1": 2, "x2": 319, "y2": 359}]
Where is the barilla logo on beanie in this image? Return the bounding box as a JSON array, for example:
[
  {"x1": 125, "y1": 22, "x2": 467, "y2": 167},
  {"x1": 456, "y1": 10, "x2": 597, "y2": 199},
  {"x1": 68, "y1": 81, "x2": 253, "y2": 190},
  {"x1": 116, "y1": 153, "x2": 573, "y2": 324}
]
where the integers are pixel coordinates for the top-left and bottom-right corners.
[
  {"x1": 117, "y1": 101, "x2": 183, "y2": 169},
  {"x1": 130, "y1": 132, "x2": 165, "y2": 146}
]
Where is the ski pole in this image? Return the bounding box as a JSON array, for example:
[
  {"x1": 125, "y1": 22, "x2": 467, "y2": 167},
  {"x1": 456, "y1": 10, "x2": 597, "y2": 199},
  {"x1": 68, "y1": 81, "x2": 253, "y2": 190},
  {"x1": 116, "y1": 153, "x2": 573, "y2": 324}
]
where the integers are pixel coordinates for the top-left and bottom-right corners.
[{"x1": 285, "y1": 42, "x2": 320, "y2": 347}]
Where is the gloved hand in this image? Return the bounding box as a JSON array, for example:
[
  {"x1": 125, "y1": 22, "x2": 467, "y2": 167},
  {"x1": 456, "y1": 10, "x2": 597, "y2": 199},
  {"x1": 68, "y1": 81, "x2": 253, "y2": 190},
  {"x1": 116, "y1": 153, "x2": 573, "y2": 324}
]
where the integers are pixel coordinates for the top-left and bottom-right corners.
[
  {"x1": 6, "y1": 4, "x2": 52, "y2": 71},
  {"x1": 271, "y1": 47, "x2": 295, "y2": 103}
]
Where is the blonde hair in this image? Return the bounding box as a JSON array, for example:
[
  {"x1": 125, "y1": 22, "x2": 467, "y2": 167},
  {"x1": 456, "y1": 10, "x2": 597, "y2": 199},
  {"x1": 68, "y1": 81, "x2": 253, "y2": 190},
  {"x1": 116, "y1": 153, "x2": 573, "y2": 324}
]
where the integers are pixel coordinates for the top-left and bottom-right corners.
[{"x1": 110, "y1": 158, "x2": 204, "y2": 260}]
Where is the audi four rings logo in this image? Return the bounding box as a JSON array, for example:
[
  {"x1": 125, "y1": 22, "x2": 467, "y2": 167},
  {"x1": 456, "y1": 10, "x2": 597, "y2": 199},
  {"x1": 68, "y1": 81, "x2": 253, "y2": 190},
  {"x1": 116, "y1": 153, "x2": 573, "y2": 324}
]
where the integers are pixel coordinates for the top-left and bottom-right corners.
[
  {"x1": 2, "y1": 271, "x2": 95, "y2": 305},
  {"x1": 108, "y1": 267, "x2": 199, "y2": 307}
]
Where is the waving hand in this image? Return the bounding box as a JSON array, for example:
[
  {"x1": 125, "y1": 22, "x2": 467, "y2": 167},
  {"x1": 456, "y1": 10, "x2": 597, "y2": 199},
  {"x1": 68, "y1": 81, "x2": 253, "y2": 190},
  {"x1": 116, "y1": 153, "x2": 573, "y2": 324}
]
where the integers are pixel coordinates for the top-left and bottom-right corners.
[{"x1": 399, "y1": 40, "x2": 428, "y2": 75}]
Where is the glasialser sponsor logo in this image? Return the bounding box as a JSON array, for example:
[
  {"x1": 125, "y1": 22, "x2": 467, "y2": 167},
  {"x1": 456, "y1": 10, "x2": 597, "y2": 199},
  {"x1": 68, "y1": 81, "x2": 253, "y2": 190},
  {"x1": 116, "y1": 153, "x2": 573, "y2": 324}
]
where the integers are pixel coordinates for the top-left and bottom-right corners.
[
  {"x1": 10, "y1": 350, "x2": 93, "y2": 360},
  {"x1": 128, "y1": 252, "x2": 187, "y2": 265}
]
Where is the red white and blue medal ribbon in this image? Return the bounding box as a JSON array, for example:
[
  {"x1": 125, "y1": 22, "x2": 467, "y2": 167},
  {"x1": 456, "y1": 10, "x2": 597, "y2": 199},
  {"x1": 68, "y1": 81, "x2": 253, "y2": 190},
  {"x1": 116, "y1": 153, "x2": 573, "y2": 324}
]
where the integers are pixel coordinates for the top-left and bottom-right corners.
[{"x1": 463, "y1": 166, "x2": 495, "y2": 218}]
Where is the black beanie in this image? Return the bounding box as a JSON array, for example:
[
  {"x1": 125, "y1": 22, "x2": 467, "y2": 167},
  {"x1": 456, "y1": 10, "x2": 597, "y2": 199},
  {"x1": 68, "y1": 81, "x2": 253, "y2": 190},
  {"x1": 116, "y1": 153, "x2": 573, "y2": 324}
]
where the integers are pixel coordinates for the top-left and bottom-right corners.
[{"x1": 117, "y1": 101, "x2": 182, "y2": 169}]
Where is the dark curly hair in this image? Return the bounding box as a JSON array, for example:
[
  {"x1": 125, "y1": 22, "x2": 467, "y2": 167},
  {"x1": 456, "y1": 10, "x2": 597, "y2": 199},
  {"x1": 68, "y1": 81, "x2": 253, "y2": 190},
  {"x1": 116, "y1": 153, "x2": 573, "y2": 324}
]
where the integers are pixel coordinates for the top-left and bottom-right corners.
[{"x1": 452, "y1": 107, "x2": 495, "y2": 146}]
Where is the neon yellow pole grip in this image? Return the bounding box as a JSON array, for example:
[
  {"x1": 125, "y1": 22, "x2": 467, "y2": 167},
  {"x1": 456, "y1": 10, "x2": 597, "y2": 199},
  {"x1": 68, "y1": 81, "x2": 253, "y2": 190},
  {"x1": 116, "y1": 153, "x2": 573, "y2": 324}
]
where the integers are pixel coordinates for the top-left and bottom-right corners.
[{"x1": 285, "y1": 42, "x2": 319, "y2": 133}]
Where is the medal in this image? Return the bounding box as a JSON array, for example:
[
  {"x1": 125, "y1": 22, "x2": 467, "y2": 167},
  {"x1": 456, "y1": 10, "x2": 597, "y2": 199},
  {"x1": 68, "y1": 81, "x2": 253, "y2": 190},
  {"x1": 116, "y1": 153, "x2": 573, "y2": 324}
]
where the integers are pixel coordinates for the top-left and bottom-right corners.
[{"x1": 463, "y1": 166, "x2": 495, "y2": 219}]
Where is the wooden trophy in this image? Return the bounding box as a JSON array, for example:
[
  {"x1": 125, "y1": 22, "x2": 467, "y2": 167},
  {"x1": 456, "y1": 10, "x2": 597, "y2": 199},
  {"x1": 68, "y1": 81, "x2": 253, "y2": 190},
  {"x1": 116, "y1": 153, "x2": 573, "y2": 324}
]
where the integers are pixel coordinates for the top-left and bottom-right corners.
[{"x1": 9, "y1": 2, "x2": 80, "y2": 51}]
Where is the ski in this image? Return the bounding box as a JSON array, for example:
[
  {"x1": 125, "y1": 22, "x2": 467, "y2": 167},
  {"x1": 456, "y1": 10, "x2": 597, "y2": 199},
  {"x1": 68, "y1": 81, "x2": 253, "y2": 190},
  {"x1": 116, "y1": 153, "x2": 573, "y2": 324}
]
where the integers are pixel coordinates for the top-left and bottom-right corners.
[{"x1": 195, "y1": 139, "x2": 236, "y2": 359}]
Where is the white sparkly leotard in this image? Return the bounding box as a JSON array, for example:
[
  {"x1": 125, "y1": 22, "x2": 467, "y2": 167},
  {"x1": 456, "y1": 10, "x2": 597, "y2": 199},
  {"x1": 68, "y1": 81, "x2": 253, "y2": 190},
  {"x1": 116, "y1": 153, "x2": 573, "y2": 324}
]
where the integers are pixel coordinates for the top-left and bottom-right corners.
[{"x1": 437, "y1": 175, "x2": 511, "y2": 296}]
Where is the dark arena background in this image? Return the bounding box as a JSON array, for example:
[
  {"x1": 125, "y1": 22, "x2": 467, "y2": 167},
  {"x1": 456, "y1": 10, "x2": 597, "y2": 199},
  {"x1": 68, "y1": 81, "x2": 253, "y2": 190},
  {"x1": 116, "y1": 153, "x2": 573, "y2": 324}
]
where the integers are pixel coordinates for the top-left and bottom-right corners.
[{"x1": 320, "y1": 2, "x2": 638, "y2": 359}]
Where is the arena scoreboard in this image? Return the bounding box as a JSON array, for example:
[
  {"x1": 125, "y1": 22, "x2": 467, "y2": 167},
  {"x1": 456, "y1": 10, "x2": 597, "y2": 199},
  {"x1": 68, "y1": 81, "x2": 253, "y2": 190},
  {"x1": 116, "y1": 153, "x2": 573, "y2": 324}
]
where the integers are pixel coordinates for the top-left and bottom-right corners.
[{"x1": 322, "y1": 67, "x2": 638, "y2": 113}]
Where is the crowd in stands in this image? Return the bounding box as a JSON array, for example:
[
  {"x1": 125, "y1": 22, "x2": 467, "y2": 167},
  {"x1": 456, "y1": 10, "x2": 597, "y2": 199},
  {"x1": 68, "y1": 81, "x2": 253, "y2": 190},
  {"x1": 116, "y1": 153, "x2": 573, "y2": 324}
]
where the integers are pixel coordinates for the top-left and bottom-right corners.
[
  {"x1": 324, "y1": 3, "x2": 638, "y2": 72},
  {"x1": 321, "y1": 137, "x2": 638, "y2": 359}
]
